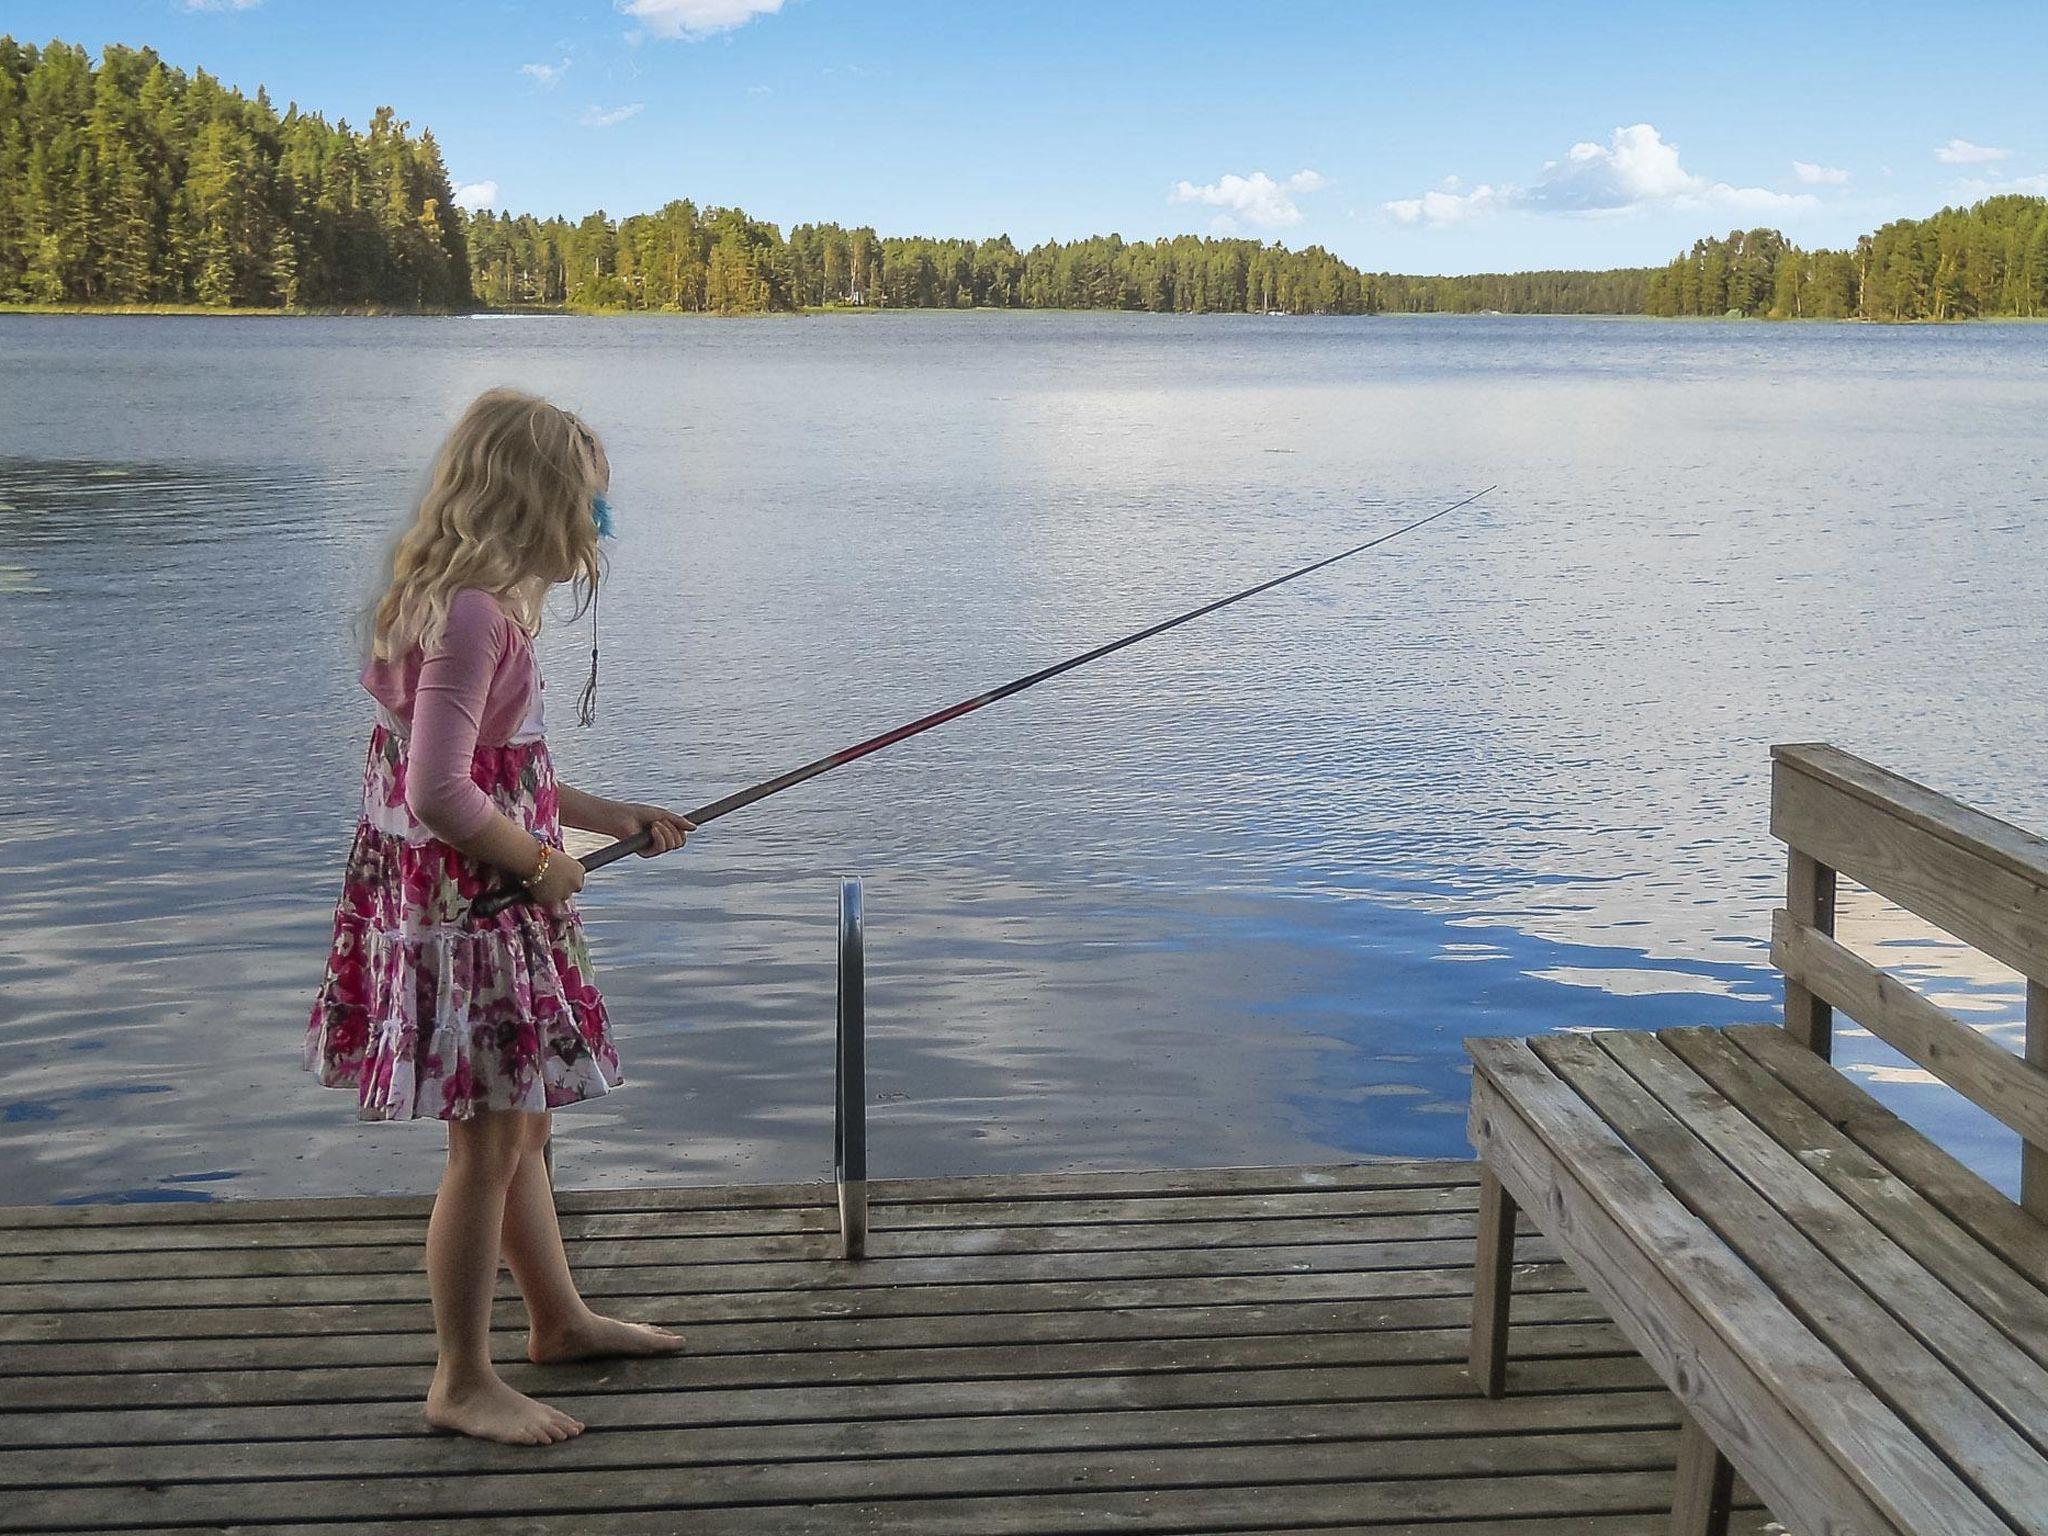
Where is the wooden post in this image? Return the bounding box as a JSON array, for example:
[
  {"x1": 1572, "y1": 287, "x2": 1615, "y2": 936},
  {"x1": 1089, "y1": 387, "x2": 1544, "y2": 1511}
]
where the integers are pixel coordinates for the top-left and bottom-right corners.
[
  {"x1": 1784, "y1": 848, "x2": 1837, "y2": 1059},
  {"x1": 1468, "y1": 1166, "x2": 1516, "y2": 1399},
  {"x1": 2026, "y1": 981, "x2": 2047, "y2": 1221},
  {"x1": 1671, "y1": 1407, "x2": 1736, "y2": 1536}
]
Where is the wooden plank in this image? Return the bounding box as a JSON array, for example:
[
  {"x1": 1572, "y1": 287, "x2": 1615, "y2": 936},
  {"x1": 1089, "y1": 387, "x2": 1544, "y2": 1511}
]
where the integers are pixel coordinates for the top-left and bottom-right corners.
[
  {"x1": 65, "y1": 1515, "x2": 1780, "y2": 1536},
  {"x1": 1785, "y1": 848, "x2": 1838, "y2": 1058},
  {"x1": 0, "y1": 1184, "x2": 1495, "y2": 1258},
  {"x1": 0, "y1": 1155, "x2": 1772, "y2": 1536},
  {"x1": 0, "y1": 1209, "x2": 1542, "y2": 1285},
  {"x1": 3, "y1": 1432, "x2": 1694, "y2": 1531},
  {"x1": 0, "y1": 1320, "x2": 1641, "y2": 1413},
  {"x1": 21, "y1": 1471, "x2": 1732, "y2": 1536},
  {"x1": 867, "y1": 1160, "x2": 1484, "y2": 1203},
  {"x1": 0, "y1": 1202, "x2": 831, "y2": 1257},
  {"x1": 1470, "y1": 1166, "x2": 1517, "y2": 1398},
  {"x1": 1772, "y1": 753, "x2": 2048, "y2": 986},
  {"x1": 3, "y1": 1290, "x2": 1614, "y2": 1378},
  {"x1": 0, "y1": 1179, "x2": 822, "y2": 1232},
  {"x1": 0, "y1": 1161, "x2": 1478, "y2": 1231},
  {"x1": 1596, "y1": 1028, "x2": 2048, "y2": 1453},
  {"x1": 1726, "y1": 1024, "x2": 2048, "y2": 1282},
  {"x1": 6, "y1": 1356, "x2": 1665, "y2": 1455},
  {"x1": 0, "y1": 1261, "x2": 1593, "y2": 1345},
  {"x1": 1662, "y1": 1026, "x2": 2048, "y2": 1367},
  {"x1": 1536, "y1": 1031, "x2": 2048, "y2": 1531},
  {"x1": 5, "y1": 1389, "x2": 1685, "y2": 1490},
  {"x1": 1468, "y1": 1035, "x2": 1981, "y2": 1536},
  {"x1": 0, "y1": 1235, "x2": 1570, "y2": 1314},
  {"x1": 1773, "y1": 745, "x2": 2048, "y2": 889},
  {"x1": 1773, "y1": 909, "x2": 2048, "y2": 1146}
]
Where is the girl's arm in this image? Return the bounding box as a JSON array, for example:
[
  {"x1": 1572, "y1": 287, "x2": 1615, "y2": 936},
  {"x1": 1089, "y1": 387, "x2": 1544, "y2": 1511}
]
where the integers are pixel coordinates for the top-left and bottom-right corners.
[
  {"x1": 409, "y1": 594, "x2": 585, "y2": 904},
  {"x1": 558, "y1": 783, "x2": 694, "y2": 856}
]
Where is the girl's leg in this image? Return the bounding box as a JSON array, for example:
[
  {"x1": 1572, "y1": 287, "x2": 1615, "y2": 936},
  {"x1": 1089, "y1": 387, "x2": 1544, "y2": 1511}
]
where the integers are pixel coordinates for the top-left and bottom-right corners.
[
  {"x1": 423, "y1": 1109, "x2": 585, "y2": 1444},
  {"x1": 501, "y1": 1111, "x2": 688, "y2": 1364}
]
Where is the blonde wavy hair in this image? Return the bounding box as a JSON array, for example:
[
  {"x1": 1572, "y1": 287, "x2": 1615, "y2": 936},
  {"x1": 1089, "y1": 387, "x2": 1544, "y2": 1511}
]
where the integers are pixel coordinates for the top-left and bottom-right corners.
[{"x1": 371, "y1": 389, "x2": 610, "y2": 715}]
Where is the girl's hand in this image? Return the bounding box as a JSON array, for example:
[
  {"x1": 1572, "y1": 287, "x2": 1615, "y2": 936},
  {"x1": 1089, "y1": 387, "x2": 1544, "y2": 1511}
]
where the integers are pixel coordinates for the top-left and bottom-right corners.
[
  {"x1": 531, "y1": 848, "x2": 587, "y2": 909},
  {"x1": 615, "y1": 803, "x2": 695, "y2": 856}
]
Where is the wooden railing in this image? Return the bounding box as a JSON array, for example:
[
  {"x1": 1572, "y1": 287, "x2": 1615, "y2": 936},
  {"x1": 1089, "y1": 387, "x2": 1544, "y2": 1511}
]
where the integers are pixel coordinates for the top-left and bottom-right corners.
[{"x1": 1770, "y1": 743, "x2": 2048, "y2": 1218}]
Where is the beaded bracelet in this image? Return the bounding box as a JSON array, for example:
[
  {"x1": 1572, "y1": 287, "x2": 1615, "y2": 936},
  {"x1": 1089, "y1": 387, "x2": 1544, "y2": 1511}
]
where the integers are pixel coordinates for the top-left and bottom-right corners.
[{"x1": 523, "y1": 842, "x2": 554, "y2": 891}]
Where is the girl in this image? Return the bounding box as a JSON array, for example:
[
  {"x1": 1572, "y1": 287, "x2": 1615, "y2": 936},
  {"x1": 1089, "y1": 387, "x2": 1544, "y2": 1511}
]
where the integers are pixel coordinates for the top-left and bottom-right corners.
[{"x1": 307, "y1": 389, "x2": 692, "y2": 1445}]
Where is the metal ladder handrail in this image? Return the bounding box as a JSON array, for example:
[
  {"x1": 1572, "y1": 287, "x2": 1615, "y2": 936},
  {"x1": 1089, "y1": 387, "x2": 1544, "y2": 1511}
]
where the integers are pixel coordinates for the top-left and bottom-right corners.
[
  {"x1": 834, "y1": 875, "x2": 867, "y2": 1259},
  {"x1": 548, "y1": 877, "x2": 871, "y2": 1261}
]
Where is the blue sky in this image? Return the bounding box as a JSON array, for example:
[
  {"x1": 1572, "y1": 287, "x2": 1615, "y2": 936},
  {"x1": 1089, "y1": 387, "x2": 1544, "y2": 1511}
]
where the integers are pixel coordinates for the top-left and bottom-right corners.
[{"x1": 17, "y1": 1, "x2": 2048, "y2": 273}]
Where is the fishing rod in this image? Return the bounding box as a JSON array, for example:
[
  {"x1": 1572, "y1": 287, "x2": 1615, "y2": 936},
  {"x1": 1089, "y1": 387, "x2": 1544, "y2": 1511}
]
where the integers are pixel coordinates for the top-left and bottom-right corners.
[{"x1": 475, "y1": 484, "x2": 1496, "y2": 919}]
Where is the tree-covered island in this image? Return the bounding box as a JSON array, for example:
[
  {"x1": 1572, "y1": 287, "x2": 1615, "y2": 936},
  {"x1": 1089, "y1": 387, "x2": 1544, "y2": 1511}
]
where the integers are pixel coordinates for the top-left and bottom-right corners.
[{"x1": 4, "y1": 38, "x2": 2045, "y2": 321}]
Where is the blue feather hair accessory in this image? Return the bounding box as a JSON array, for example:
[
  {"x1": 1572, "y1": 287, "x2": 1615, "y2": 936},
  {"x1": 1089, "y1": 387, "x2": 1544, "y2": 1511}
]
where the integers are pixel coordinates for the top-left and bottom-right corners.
[{"x1": 579, "y1": 494, "x2": 615, "y2": 726}]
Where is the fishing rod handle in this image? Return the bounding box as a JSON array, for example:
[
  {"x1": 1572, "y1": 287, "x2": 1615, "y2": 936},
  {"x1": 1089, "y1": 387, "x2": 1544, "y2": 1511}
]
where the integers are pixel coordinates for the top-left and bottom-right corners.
[{"x1": 472, "y1": 830, "x2": 654, "y2": 920}]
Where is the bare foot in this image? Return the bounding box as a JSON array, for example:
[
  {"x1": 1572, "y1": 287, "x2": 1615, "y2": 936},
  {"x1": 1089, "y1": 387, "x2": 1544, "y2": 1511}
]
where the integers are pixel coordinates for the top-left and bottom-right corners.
[
  {"x1": 425, "y1": 1371, "x2": 584, "y2": 1445},
  {"x1": 528, "y1": 1311, "x2": 688, "y2": 1365}
]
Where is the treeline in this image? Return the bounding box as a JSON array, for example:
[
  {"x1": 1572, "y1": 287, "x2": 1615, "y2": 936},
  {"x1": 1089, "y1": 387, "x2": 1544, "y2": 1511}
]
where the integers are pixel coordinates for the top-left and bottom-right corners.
[
  {"x1": 464, "y1": 210, "x2": 1376, "y2": 315},
  {"x1": 462, "y1": 209, "x2": 1657, "y2": 317},
  {"x1": 1646, "y1": 198, "x2": 2048, "y2": 319},
  {"x1": 1371, "y1": 267, "x2": 1653, "y2": 315},
  {"x1": 0, "y1": 37, "x2": 470, "y2": 308},
  {"x1": 10, "y1": 37, "x2": 2048, "y2": 322},
  {"x1": 454, "y1": 190, "x2": 2048, "y2": 325}
]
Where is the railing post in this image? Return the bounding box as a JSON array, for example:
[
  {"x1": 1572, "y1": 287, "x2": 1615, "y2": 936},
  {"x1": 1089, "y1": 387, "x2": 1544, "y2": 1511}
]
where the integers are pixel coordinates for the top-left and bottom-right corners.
[
  {"x1": 1784, "y1": 847, "x2": 1837, "y2": 1060},
  {"x1": 2026, "y1": 982, "x2": 2047, "y2": 1220},
  {"x1": 835, "y1": 876, "x2": 867, "y2": 1259}
]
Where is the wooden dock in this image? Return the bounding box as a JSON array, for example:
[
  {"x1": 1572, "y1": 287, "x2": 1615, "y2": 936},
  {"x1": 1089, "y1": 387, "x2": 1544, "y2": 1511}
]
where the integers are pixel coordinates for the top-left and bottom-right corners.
[{"x1": 0, "y1": 1161, "x2": 1780, "y2": 1535}]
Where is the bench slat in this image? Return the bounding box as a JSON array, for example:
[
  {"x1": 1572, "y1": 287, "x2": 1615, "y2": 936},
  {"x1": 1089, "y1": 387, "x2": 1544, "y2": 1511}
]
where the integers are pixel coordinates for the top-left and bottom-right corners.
[
  {"x1": 1661, "y1": 1026, "x2": 2048, "y2": 1368},
  {"x1": 1598, "y1": 1029, "x2": 2048, "y2": 1452},
  {"x1": 1727, "y1": 1025, "x2": 2048, "y2": 1284},
  {"x1": 1468, "y1": 1036, "x2": 1984, "y2": 1536},
  {"x1": 1532, "y1": 1031, "x2": 2048, "y2": 1534}
]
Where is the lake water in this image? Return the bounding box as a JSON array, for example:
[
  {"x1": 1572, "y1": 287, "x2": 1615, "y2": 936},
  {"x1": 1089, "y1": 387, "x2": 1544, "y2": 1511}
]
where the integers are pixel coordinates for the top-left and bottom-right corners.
[{"x1": 1, "y1": 311, "x2": 2042, "y2": 1206}]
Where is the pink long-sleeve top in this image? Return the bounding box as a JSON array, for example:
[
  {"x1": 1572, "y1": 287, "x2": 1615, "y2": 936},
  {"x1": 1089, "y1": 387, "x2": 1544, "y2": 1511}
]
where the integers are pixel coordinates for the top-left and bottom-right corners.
[{"x1": 362, "y1": 589, "x2": 541, "y2": 842}]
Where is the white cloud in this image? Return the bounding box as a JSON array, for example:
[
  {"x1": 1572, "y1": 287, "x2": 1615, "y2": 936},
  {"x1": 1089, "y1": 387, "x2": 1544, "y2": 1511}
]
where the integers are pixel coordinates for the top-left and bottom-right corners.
[
  {"x1": 452, "y1": 181, "x2": 499, "y2": 211},
  {"x1": 520, "y1": 60, "x2": 570, "y2": 88},
  {"x1": 621, "y1": 0, "x2": 785, "y2": 39},
  {"x1": 1384, "y1": 124, "x2": 1812, "y2": 228},
  {"x1": 1170, "y1": 169, "x2": 1329, "y2": 233},
  {"x1": 1935, "y1": 138, "x2": 2010, "y2": 164},
  {"x1": 1954, "y1": 171, "x2": 2048, "y2": 198},
  {"x1": 580, "y1": 103, "x2": 646, "y2": 127},
  {"x1": 1792, "y1": 161, "x2": 1850, "y2": 186},
  {"x1": 1385, "y1": 182, "x2": 1508, "y2": 226}
]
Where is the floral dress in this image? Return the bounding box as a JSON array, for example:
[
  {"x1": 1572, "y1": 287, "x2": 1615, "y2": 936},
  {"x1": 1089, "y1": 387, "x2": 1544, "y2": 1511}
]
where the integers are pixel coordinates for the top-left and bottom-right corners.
[{"x1": 305, "y1": 702, "x2": 622, "y2": 1122}]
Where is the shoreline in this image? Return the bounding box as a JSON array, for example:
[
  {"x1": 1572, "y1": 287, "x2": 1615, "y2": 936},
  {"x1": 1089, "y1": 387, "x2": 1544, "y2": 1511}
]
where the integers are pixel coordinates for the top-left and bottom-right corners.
[{"x1": 3, "y1": 302, "x2": 2039, "y2": 324}]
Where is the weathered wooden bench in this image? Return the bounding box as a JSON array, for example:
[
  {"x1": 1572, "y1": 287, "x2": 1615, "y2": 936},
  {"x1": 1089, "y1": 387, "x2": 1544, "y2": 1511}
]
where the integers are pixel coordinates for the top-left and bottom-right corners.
[{"x1": 1466, "y1": 743, "x2": 2048, "y2": 1536}]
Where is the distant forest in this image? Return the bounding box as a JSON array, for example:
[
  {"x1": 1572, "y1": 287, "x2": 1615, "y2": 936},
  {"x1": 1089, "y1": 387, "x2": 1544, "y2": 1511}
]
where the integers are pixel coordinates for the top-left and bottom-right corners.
[
  {"x1": 5, "y1": 37, "x2": 2047, "y2": 321},
  {"x1": 1642, "y1": 201, "x2": 2048, "y2": 320}
]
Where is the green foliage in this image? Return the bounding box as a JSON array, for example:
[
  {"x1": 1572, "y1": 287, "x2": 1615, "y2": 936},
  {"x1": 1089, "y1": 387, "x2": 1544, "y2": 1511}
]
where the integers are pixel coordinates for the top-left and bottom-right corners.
[
  {"x1": 0, "y1": 36, "x2": 470, "y2": 308},
  {"x1": 465, "y1": 214, "x2": 1374, "y2": 316},
  {"x1": 1646, "y1": 200, "x2": 2048, "y2": 320},
  {"x1": 1367, "y1": 267, "x2": 1654, "y2": 314},
  {"x1": 8, "y1": 36, "x2": 2047, "y2": 322}
]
